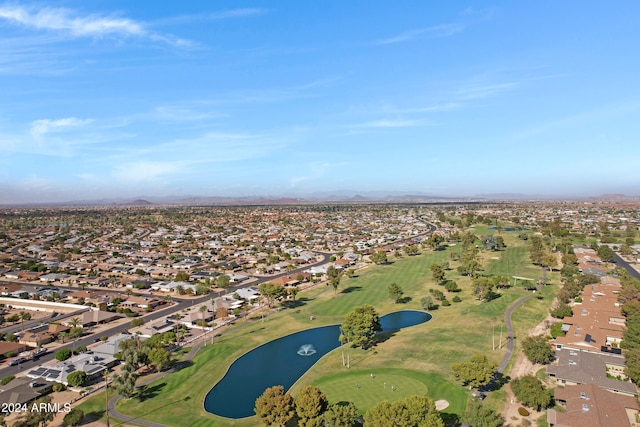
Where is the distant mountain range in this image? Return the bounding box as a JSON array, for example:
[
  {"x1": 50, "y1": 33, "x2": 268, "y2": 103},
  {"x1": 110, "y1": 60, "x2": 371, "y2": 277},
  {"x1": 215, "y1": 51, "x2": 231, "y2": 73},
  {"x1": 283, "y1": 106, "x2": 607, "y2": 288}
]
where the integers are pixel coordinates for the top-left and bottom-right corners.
[{"x1": 3, "y1": 192, "x2": 640, "y2": 207}]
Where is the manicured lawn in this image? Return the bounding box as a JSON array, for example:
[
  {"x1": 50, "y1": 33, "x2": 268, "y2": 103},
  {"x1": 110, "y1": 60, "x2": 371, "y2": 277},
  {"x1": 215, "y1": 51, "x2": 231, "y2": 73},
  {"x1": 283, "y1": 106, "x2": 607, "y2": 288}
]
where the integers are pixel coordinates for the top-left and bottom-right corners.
[
  {"x1": 312, "y1": 368, "x2": 468, "y2": 416},
  {"x1": 79, "y1": 227, "x2": 558, "y2": 427}
]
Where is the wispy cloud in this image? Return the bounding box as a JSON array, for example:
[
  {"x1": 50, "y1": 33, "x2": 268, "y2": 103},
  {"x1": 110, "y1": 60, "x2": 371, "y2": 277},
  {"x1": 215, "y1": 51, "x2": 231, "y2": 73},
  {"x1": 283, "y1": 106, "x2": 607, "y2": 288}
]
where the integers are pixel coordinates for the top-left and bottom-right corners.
[
  {"x1": 0, "y1": 5, "x2": 191, "y2": 47},
  {"x1": 30, "y1": 117, "x2": 93, "y2": 140},
  {"x1": 377, "y1": 24, "x2": 464, "y2": 45},
  {"x1": 351, "y1": 119, "x2": 427, "y2": 129},
  {"x1": 153, "y1": 8, "x2": 266, "y2": 26},
  {"x1": 384, "y1": 102, "x2": 463, "y2": 114},
  {"x1": 455, "y1": 82, "x2": 520, "y2": 100}
]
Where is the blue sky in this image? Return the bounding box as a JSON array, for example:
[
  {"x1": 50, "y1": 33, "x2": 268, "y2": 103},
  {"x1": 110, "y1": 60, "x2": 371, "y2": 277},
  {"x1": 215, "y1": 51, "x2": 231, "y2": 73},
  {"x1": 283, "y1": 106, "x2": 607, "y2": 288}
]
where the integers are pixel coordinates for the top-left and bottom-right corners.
[{"x1": 1, "y1": 1, "x2": 639, "y2": 203}]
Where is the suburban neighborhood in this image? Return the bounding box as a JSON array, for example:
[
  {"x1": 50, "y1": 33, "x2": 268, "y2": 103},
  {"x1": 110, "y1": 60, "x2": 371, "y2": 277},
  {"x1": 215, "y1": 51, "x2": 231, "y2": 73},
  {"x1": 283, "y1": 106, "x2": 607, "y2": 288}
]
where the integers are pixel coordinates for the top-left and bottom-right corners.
[{"x1": 0, "y1": 201, "x2": 639, "y2": 426}]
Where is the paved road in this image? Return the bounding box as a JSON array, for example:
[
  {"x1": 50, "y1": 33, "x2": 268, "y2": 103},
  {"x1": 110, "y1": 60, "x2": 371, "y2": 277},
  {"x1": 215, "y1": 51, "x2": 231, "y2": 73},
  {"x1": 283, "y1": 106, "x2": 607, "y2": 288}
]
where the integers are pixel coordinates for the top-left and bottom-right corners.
[
  {"x1": 615, "y1": 253, "x2": 640, "y2": 280},
  {"x1": 497, "y1": 294, "x2": 534, "y2": 374},
  {"x1": 0, "y1": 252, "x2": 332, "y2": 377}
]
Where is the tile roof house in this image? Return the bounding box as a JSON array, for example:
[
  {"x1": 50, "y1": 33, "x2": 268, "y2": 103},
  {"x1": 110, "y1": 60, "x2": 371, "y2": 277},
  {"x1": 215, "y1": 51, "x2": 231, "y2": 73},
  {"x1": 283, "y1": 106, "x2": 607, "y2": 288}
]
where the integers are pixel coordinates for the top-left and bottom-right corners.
[
  {"x1": 547, "y1": 383, "x2": 640, "y2": 427},
  {"x1": 547, "y1": 348, "x2": 636, "y2": 396}
]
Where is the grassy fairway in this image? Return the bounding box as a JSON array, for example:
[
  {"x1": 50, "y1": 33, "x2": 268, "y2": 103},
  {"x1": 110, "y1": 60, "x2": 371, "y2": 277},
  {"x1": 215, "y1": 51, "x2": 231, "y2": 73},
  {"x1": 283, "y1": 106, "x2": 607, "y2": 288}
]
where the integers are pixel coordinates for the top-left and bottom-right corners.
[{"x1": 78, "y1": 228, "x2": 557, "y2": 426}]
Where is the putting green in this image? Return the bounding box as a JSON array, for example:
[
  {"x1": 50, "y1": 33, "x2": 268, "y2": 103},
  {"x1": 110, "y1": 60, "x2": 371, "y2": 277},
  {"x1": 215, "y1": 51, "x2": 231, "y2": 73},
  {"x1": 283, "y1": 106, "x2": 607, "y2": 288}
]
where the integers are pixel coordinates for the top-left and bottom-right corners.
[{"x1": 313, "y1": 369, "x2": 428, "y2": 412}]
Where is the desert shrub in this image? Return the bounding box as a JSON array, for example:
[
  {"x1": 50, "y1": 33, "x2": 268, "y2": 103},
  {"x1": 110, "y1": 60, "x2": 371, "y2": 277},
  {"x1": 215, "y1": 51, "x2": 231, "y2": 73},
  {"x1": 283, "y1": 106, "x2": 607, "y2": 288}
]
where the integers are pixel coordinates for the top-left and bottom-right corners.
[{"x1": 518, "y1": 407, "x2": 530, "y2": 417}]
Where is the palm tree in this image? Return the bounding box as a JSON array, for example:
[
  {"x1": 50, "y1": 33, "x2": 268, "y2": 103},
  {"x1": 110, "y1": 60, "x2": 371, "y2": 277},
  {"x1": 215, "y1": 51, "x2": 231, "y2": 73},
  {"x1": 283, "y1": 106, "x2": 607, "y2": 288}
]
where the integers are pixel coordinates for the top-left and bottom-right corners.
[
  {"x1": 103, "y1": 369, "x2": 111, "y2": 427},
  {"x1": 199, "y1": 305, "x2": 207, "y2": 328},
  {"x1": 69, "y1": 317, "x2": 81, "y2": 329},
  {"x1": 19, "y1": 311, "x2": 31, "y2": 333}
]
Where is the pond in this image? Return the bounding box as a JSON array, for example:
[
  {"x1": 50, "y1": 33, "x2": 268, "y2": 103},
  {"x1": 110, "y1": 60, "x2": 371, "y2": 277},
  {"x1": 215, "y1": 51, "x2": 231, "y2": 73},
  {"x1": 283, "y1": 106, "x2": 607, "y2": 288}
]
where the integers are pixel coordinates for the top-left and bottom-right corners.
[{"x1": 204, "y1": 310, "x2": 432, "y2": 419}]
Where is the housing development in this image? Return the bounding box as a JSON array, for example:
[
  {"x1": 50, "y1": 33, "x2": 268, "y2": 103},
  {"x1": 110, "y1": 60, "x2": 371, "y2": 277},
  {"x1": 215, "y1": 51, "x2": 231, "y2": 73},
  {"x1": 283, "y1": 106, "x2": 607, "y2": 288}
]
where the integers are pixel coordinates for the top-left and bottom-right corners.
[{"x1": 0, "y1": 201, "x2": 639, "y2": 426}]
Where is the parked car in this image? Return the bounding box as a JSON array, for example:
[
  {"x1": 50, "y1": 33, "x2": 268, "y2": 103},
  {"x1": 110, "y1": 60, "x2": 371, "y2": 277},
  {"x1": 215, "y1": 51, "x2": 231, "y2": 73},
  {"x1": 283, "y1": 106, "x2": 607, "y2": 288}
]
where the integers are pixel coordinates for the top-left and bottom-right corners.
[{"x1": 9, "y1": 357, "x2": 26, "y2": 366}]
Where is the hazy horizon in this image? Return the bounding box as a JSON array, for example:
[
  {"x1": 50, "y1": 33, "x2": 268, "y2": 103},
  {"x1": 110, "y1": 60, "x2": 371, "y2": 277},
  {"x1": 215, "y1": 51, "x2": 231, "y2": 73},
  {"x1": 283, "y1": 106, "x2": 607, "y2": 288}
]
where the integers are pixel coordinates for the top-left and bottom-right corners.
[{"x1": 1, "y1": 2, "x2": 639, "y2": 204}]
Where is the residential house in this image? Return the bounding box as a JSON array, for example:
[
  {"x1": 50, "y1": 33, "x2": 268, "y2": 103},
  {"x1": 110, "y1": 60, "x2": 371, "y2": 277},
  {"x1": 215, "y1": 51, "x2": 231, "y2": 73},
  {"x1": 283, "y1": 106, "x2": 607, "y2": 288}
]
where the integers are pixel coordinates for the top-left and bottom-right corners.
[
  {"x1": 548, "y1": 383, "x2": 640, "y2": 427},
  {"x1": 547, "y1": 348, "x2": 636, "y2": 396},
  {"x1": 0, "y1": 377, "x2": 55, "y2": 407}
]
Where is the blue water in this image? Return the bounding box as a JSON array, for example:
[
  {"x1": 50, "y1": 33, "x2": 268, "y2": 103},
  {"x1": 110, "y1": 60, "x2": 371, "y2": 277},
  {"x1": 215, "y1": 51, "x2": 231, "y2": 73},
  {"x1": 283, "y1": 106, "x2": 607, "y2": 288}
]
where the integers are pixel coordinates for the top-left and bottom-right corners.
[{"x1": 204, "y1": 310, "x2": 431, "y2": 418}]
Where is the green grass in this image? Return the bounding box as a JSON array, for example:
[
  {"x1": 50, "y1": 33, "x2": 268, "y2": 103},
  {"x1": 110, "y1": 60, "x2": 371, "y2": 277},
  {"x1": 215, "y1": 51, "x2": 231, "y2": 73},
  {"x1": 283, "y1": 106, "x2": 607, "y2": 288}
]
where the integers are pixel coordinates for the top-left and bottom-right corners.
[
  {"x1": 313, "y1": 368, "x2": 468, "y2": 416},
  {"x1": 78, "y1": 227, "x2": 558, "y2": 426}
]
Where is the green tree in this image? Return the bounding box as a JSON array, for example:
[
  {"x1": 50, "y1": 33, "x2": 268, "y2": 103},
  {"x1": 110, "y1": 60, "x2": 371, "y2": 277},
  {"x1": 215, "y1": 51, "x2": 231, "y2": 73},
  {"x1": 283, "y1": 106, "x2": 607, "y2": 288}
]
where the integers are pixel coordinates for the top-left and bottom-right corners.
[
  {"x1": 521, "y1": 335, "x2": 554, "y2": 364},
  {"x1": 327, "y1": 266, "x2": 343, "y2": 295},
  {"x1": 63, "y1": 408, "x2": 85, "y2": 426},
  {"x1": 430, "y1": 263, "x2": 446, "y2": 284},
  {"x1": 364, "y1": 396, "x2": 444, "y2": 427},
  {"x1": 510, "y1": 374, "x2": 552, "y2": 411},
  {"x1": 421, "y1": 296, "x2": 436, "y2": 310},
  {"x1": 481, "y1": 235, "x2": 499, "y2": 251},
  {"x1": 444, "y1": 280, "x2": 460, "y2": 292},
  {"x1": 550, "y1": 302, "x2": 572, "y2": 319},
  {"x1": 14, "y1": 395, "x2": 55, "y2": 427},
  {"x1": 462, "y1": 401, "x2": 504, "y2": 427},
  {"x1": 254, "y1": 385, "x2": 295, "y2": 426},
  {"x1": 113, "y1": 363, "x2": 138, "y2": 398},
  {"x1": 550, "y1": 322, "x2": 565, "y2": 338},
  {"x1": 388, "y1": 282, "x2": 404, "y2": 303},
  {"x1": 451, "y1": 353, "x2": 497, "y2": 389},
  {"x1": 597, "y1": 245, "x2": 615, "y2": 262},
  {"x1": 259, "y1": 282, "x2": 287, "y2": 308},
  {"x1": 403, "y1": 245, "x2": 419, "y2": 256},
  {"x1": 175, "y1": 271, "x2": 190, "y2": 282},
  {"x1": 19, "y1": 311, "x2": 31, "y2": 332},
  {"x1": 472, "y1": 277, "x2": 495, "y2": 302},
  {"x1": 131, "y1": 317, "x2": 145, "y2": 327},
  {"x1": 624, "y1": 349, "x2": 640, "y2": 384},
  {"x1": 66, "y1": 371, "x2": 88, "y2": 387},
  {"x1": 148, "y1": 347, "x2": 171, "y2": 371},
  {"x1": 216, "y1": 274, "x2": 231, "y2": 288},
  {"x1": 341, "y1": 304, "x2": 382, "y2": 349},
  {"x1": 323, "y1": 402, "x2": 359, "y2": 427},
  {"x1": 56, "y1": 348, "x2": 72, "y2": 361},
  {"x1": 195, "y1": 283, "x2": 210, "y2": 295},
  {"x1": 426, "y1": 234, "x2": 444, "y2": 251},
  {"x1": 371, "y1": 250, "x2": 388, "y2": 265},
  {"x1": 295, "y1": 385, "x2": 328, "y2": 427}
]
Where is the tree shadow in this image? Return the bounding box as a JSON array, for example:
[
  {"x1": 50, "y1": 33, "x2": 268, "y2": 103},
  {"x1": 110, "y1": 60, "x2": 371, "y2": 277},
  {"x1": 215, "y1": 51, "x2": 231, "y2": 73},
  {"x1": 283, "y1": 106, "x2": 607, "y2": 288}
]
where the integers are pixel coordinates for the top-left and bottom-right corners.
[
  {"x1": 396, "y1": 296, "x2": 412, "y2": 304},
  {"x1": 341, "y1": 286, "x2": 362, "y2": 294},
  {"x1": 80, "y1": 410, "x2": 105, "y2": 425},
  {"x1": 171, "y1": 359, "x2": 194, "y2": 372},
  {"x1": 136, "y1": 382, "x2": 166, "y2": 402},
  {"x1": 482, "y1": 372, "x2": 511, "y2": 392},
  {"x1": 486, "y1": 291, "x2": 502, "y2": 302},
  {"x1": 375, "y1": 330, "x2": 398, "y2": 344},
  {"x1": 281, "y1": 299, "x2": 306, "y2": 309},
  {"x1": 441, "y1": 412, "x2": 460, "y2": 427}
]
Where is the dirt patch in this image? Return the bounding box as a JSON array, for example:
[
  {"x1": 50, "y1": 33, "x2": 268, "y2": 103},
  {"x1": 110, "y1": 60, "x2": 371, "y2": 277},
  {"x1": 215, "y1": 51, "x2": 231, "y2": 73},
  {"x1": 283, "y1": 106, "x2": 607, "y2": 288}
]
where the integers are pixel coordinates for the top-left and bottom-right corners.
[{"x1": 501, "y1": 314, "x2": 553, "y2": 424}]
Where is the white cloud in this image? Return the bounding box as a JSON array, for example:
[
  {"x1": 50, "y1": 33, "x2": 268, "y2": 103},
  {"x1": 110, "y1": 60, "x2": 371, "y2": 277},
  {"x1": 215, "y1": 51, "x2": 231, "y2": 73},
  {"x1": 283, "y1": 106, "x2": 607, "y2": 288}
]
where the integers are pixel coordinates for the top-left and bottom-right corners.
[
  {"x1": 378, "y1": 24, "x2": 464, "y2": 45},
  {"x1": 30, "y1": 117, "x2": 93, "y2": 139},
  {"x1": 0, "y1": 5, "x2": 191, "y2": 47},
  {"x1": 153, "y1": 8, "x2": 266, "y2": 26}
]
